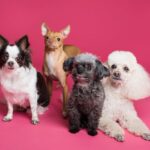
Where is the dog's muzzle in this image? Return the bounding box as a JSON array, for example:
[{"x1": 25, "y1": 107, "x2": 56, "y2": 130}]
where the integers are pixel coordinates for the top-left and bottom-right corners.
[
  {"x1": 7, "y1": 61, "x2": 14, "y2": 70},
  {"x1": 112, "y1": 72, "x2": 122, "y2": 81}
]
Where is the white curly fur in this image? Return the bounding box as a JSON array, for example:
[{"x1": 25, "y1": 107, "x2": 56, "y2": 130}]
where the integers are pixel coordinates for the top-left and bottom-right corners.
[{"x1": 98, "y1": 50, "x2": 150, "y2": 142}]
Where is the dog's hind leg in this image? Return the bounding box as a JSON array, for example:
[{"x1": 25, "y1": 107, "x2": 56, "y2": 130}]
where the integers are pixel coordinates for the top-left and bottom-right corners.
[
  {"x1": 121, "y1": 113, "x2": 150, "y2": 141},
  {"x1": 45, "y1": 77, "x2": 53, "y2": 97},
  {"x1": 98, "y1": 117, "x2": 125, "y2": 142}
]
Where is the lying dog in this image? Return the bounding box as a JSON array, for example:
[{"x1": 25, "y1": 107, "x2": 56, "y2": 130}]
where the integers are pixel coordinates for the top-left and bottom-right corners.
[
  {"x1": 0, "y1": 35, "x2": 50, "y2": 124},
  {"x1": 41, "y1": 23, "x2": 80, "y2": 117},
  {"x1": 99, "y1": 51, "x2": 150, "y2": 141},
  {"x1": 63, "y1": 53, "x2": 110, "y2": 136}
]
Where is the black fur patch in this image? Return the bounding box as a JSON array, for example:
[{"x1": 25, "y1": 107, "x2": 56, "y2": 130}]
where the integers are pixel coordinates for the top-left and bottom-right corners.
[
  {"x1": 15, "y1": 35, "x2": 32, "y2": 68},
  {"x1": 0, "y1": 35, "x2": 9, "y2": 68},
  {"x1": 36, "y1": 72, "x2": 50, "y2": 107}
]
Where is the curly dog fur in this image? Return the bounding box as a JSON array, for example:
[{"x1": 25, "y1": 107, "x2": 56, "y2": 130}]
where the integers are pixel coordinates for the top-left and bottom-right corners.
[
  {"x1": 63, "y1": 53, "x2": 110, "y2": 136},
  {"x1": 99, "y1": 51, "x2": 150, "y2": 142}
]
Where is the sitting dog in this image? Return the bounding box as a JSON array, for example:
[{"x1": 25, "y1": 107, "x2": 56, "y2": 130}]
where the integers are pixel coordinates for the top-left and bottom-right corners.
[
  {"x1": 41, "y1": 23, "x2": 80, "y2": 117},
  {"x1": 0, "y1": 35, "x2": 50, "y2": 124},
  {"x1": 99, "y1": 51, "x2": 150, "y2": 141},
  {"x1": 63, "y1": 53, "x2": 110, "y2": 136}
]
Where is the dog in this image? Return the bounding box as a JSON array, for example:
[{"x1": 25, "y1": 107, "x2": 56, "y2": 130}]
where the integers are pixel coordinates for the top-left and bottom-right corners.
[
  {"x1": 98, "y1": 51, "x2": 150, "y2": 141},
  {"x1": 63, "y1": 53, "x2": 110, "y2": 136},
  {"x1": 41, "y1": 23, "x2": 80, "y2": 117},
  {"x1": 0, "y1": 35, "x2": 50, "y2": 124}
]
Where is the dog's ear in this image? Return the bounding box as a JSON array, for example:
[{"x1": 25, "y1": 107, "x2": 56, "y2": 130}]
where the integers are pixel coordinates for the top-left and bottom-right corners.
[
  {"x1": 63, "y1": 57, "x2": 74, "y2": 72},
  {"x1": 60, "y1": 25, "x2": 70, "y2": 39},
  {"x1": 95, "y1": 60, "x2": 110, "y2": 80},
  {"x1": 0, "y1": 35, "x2": 8, "y2": 50},
  {"x1": 41, "y1": 22, "x2": 49, "y2": 36},
  {"x1": 16, "y1": 35, "x2": 30, "y2": 52}
]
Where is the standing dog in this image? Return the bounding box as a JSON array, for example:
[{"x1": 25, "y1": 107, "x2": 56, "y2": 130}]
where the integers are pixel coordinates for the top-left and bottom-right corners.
[
  {"x1": 99, "y1": 51, "x2": 150, "y2": 141},
  {"x1": 0, "y1": 35, "x2": 50, "y2": 124},
  {"x1": 41, "y1": 23, "x2": 80, "y2": 117},
  {"x1": 63, "y1": 53, "x2": 110, "y2": 136}
]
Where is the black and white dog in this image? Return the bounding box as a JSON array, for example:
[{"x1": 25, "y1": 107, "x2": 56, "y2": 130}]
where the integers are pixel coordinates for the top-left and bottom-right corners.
[
  {"x1": 0, "y1": 35, "x2": 50, "y2": 124},
  {"x1": 63, "y1": 53, "x2": 110, "y2": 136}
]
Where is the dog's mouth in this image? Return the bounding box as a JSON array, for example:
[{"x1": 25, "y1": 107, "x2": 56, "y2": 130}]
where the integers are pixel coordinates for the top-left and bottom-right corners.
[
  {"x1": 6, "y1": 66, "x2": 15, "y2": 70},
  {"x1": 76, "y1": 75, "x2": 89, "y2": 83},
  {"x1": 112, "y1": 76, "x2": 122, "y2": 81},
  {"x1": 110, "y1": 76, "x2": 123, "y2": 87}
]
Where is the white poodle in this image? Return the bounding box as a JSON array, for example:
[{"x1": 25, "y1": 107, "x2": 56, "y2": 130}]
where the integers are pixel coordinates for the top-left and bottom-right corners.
[{"x1": 98, "y1": 51, "x2": 150, "y2": 142}]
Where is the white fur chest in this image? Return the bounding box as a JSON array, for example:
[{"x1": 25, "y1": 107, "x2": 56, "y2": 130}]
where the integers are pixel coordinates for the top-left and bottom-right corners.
[
  {"x1": 0, "y1": 66, "x2": 37, "y2": 106},
  {"x1": 46, "y1": 52, "x2": 57, "y2": 76},
  {"x1": 102, "y1": 85, "x2": 133, "y2": 119}
]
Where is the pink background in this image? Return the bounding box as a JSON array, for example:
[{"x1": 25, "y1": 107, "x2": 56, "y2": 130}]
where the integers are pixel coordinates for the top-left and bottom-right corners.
[{"x1": 0, "y1": 0, "x2": 150, "y2": 149}]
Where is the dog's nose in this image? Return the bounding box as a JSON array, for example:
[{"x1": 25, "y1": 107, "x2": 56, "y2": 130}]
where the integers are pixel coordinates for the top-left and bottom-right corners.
[
  {"x1": 113, "y1": 72, "x2": 120, "y2": 78},
  {"x1": 77, "y1": 66, "x2": 84, "y2": 74},
  {"x1": 8, "y1": 61, "x2": 14, "y2": 67}
]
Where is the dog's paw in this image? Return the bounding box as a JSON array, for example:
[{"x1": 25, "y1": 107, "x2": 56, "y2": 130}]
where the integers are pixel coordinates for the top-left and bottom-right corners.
[
  {"x1": 105, "y1": 131, "x2": 111, "y2": 135},
  {"x1": 3, "y1": 116, "x2": 12, "y2": 122},
  {"x1": 88, "y1": 129, "x2": 98, "y2": 136},
  {"x1": 114, "y1": 134, "x2": 125, "y2": 142},
  {"x1": 142, "y1": 133, "x2": 150, "y2": 141},
  {"x1": 69, "y1": 126, "x2": 80, "y2": 133},
  {"x1": 31, "y1": 119, "x2": 39, "y2": 125}
]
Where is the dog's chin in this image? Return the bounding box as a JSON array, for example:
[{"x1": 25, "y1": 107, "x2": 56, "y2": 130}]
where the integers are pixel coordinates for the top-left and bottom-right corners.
[
  {"x1": 110, "y1": 77, "x2": 123, "y2": 87},
  {"x1": 4, "y1": 66, "x2": 17, "y2": 72}
]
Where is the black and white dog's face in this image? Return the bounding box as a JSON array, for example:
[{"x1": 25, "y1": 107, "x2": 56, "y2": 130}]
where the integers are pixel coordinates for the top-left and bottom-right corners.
[
  {"x1": 0, "y1": 35, "x2": 31, "y2": 71},
  {"x1": 63, "y1": 53, "x2": 110, "y2": 86}
]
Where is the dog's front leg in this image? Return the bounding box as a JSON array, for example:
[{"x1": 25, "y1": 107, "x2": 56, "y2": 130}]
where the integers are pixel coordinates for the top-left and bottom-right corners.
[
  {"x1": 87, "y1": 108, "x2": 100, "y2": 136},
  {"x1": 122, "y1": 114, "x2": 150, "y2": 141},
  {"x1": 62, "y1": 84, "x2": 68, "y2": 117},
  {"x1": 3, "y1": 101, "x2": 13, "y2": 121},
  {"x1": 29, "y1": 94, "x2": 39, "y2": 125},
  {"x1": 68, "y1": 107, "x2": 81, "y2": 134},
  {"x1": 98, "y1": 117, "x2": 125, "y2": 142}
]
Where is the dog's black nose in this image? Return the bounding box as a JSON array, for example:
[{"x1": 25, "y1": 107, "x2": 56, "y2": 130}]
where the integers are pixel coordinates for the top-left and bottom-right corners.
[
  {"x1": 113, "y1": 72, "x2": 120, "y2": 78},
  {"x1": 8, "y1": 61, "x2": 14, "y2": 67},
  {"x1": 77, "y1": 65, "x2": 84, "y2": 74}
]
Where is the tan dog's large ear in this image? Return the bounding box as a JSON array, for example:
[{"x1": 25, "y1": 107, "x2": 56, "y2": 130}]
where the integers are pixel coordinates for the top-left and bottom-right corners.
[
  {"x1": 41, "y1": 23, "x2": 49, "y2": 36},
  {"x1": 60, "y1": 25, "x2": 70, "y2": 39}
]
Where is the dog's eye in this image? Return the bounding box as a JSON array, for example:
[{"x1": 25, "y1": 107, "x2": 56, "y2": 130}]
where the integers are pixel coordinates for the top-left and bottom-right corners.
[
  {"x1": 57, "y1": 37, "x2": 61, "y2": 41},
  {"x1": 111, "y1": 64, "x2": 117, "y2": 69},
  {"x1": 16, "y1": 55, "x2": 22, "y2": 62},
  {"x1": 86, "y1": 64, "x2": 92, "y2": 71},
  {"x1": 123, "y1": 66, "x2": 129, "y2": 72},
  {"x1": 3, "y1": 52, "x2": 9, "y2": 61}
]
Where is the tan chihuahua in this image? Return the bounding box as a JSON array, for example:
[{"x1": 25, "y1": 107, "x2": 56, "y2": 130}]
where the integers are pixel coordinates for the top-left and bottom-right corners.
[{"x1": 41, "y1": 23, "x2": 80, "y2": 117}]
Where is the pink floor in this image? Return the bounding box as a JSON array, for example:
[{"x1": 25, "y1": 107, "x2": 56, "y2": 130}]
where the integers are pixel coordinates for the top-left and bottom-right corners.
[
  {"x1": 0, "y1": 0, "x2": 150, "y2": 149},
  {"x1": 0, "y1": 86, "x2": 150, "y2": 150}
]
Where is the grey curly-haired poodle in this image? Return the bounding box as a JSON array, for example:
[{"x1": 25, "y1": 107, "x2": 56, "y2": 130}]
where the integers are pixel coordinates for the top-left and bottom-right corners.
[{"x1": 63, "y1": 53, "x2": 110, "y2": 136}]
